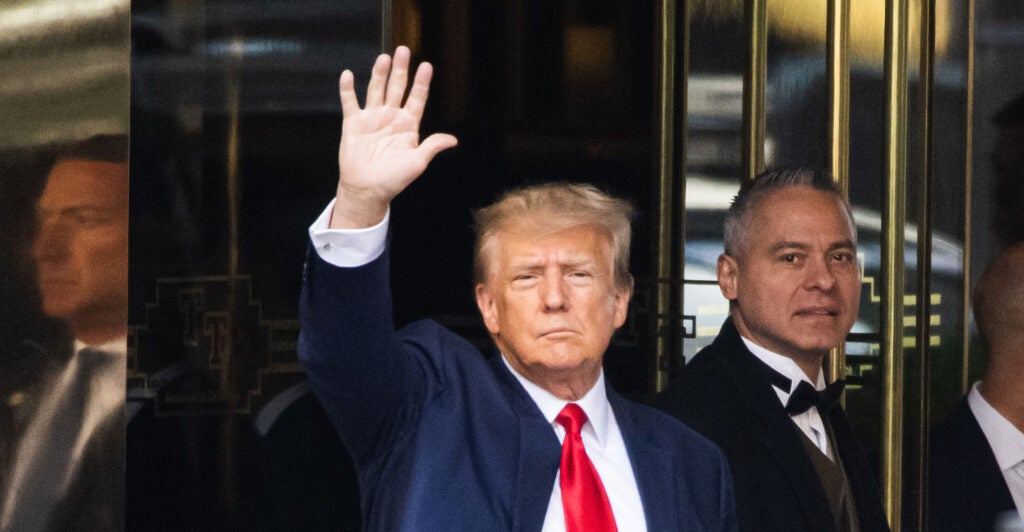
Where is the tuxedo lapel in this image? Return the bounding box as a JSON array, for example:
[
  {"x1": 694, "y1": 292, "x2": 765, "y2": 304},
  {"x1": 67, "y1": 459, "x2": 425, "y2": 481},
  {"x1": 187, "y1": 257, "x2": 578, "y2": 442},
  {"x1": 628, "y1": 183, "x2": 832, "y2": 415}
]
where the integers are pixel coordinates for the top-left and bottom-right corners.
[
  {"x1": 488, "y1": 355, "x2": 561, "y2": 532},
  {"x1": 713, "y1": 321, "x2": 836, "y2": 530}
]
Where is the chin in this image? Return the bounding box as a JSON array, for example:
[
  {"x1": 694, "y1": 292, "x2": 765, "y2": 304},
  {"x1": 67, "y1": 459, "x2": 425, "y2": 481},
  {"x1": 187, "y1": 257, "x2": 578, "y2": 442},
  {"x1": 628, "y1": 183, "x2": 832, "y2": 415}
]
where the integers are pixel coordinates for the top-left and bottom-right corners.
[{"x1": 796, "y1": 338, "x2": 844, "y2": 355}]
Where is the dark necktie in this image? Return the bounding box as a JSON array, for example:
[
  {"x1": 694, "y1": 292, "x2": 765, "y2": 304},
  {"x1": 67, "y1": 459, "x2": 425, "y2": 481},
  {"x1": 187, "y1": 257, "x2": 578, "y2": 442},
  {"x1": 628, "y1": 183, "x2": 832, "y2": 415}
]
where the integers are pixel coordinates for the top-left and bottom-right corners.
[
  {"x1": 2, "y1": 347, "x2": 113, "y2": 531},
  {"x1": 785, "y1": 379, "x2": 846, "y2": 415},
  {"x1": 556, "y1": 403, "x2": 617, "y2": 532}
]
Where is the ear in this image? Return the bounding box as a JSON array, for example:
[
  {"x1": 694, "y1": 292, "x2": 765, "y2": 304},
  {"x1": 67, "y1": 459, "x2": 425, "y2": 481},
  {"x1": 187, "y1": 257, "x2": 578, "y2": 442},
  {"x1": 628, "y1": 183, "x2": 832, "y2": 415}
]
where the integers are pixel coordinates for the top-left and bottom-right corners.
[
  {"x1": 475, "y1": 283, "x2": 501, "y2": 334},
  {"x1": 612, "y1": 277, "x2": 633, "y2": 329},
  {"x1": 717, "y1": 253, "x2": 739, "y2": 301}
]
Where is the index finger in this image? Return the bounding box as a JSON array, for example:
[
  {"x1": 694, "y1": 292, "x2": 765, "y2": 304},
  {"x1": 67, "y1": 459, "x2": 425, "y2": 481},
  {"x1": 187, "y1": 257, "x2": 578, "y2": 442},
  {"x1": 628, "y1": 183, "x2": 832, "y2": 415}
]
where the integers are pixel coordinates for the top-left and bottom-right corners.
[{"x1": 339, "y1": 70, "x2": 360, "y2": 117}]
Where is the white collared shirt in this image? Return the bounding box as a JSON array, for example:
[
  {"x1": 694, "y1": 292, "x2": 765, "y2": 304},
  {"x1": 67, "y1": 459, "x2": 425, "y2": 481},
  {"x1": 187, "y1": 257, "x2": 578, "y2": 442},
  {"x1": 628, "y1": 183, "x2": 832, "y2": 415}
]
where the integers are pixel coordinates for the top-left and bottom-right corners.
[
  {"x1": 308, "y1": 199, "x2": 389, "y2": 266},
  {"x1": 308, "y1": 200, "x2": 648, "y2": 530},
  {"x1": 968, "y1": 381, "x2": 1024, "y2": 524},
  {"x1": 503, "y1": 359, "x2": 647, "y2": 532},
  {"x1": 1, "y1": 338, "x2": 126, "y2": 530},
  {"x1": 741, "y1": 337, "x2": 833, "y2": 459}
]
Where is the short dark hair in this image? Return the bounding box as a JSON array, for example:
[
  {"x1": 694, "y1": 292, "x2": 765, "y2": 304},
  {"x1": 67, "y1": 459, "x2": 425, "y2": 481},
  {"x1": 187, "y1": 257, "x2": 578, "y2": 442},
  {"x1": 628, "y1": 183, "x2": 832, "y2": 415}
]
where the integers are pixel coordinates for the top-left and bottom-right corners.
[
  {"x1": 723, "y1": 168, "x2": 854, "y2": 256},
  {"x1": 52, "y1": 134, "x2": 129, "y2": 167}
]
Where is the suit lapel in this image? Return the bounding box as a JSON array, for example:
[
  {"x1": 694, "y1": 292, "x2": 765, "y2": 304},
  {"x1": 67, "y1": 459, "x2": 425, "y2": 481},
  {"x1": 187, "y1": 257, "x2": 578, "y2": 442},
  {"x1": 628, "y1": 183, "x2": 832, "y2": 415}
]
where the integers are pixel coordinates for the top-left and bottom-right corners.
[
  {"x1": 489, "y1": 355, "x2": 561, "y2": 532},
  {"x1": 949, "y1": 400, "x2": 1017, "y2": 521},
  {"x1": 609, "y1": 390, "x2": 676, "y2": 531},
  {"x1": 713, "y1": 320, "x2": 836, "y2": 531}
]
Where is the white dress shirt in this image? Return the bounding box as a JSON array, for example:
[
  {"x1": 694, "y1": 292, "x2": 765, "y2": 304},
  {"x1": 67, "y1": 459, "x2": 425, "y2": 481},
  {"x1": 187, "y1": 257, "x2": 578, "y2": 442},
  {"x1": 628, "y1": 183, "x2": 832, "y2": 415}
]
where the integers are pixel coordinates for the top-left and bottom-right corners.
[
  {"x1": 1, "y1": 338, "x2": 126, "y2": 530},
  {"x1": 741, "y1": 337, "x2": 833, "y2": 459},
  {"x1": 308, "y1": 200, "x2": 648, "y2": 530},
  {"x1": 968, "y1": 381, "x2": 1024, "y2": 524}
]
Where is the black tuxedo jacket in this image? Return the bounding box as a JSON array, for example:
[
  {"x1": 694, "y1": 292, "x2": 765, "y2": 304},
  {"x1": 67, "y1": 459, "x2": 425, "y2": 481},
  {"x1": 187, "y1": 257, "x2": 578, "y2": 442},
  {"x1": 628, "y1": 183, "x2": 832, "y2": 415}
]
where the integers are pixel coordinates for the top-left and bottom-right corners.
[
  {"x1": 657, "y1": 318, "x2": 889, "y2": 532},
  {"x1": 929, "y1": 396, "x2": 1018, "y2": 532}
]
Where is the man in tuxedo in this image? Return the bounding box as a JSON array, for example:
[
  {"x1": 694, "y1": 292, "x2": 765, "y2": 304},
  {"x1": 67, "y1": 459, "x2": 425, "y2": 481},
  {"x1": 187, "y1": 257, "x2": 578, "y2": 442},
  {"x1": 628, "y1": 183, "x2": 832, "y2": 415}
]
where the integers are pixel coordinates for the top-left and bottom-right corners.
[
  {"x1": 930, "y1": 243, "x2": 1024, "y2": 531},
  {"x1": 1, "y1": 135, "x2": 128, "y2": 531},
  {"x1": 299, "y1": 46, "x2": 736, "y2": 530},
  {"x1": 658, "y1": 169, "x2": 889, "y2": 531}
]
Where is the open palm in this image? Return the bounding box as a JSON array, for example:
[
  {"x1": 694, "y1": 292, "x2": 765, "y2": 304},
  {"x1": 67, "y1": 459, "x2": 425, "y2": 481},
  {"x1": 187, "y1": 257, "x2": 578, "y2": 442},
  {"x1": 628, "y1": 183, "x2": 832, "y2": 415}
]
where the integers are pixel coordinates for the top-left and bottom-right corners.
[{"x1": 332, "y1": 46, "x2": 458, "y2": 228}]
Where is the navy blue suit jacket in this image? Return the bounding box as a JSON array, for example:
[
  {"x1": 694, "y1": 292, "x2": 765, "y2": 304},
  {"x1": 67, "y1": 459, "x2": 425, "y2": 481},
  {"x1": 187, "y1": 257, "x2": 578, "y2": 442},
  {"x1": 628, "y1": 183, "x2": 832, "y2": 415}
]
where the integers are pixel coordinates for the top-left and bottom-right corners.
[
  {"x1": 299, "y1": 246, "x2": 736, "y2": 531},
  {"x1": 929, "y1": 396, "x2": 1018, "y2": 532},
  {"x1": 657, "y1": 318, "x2": 889, "y2": 532}
]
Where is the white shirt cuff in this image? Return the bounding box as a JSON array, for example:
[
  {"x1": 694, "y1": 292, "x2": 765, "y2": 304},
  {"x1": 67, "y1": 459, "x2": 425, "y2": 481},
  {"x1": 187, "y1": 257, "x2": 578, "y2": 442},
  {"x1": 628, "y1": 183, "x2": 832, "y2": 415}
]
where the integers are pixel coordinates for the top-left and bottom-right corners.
[{"x1": 308, "y1": 198, "x2": 389, "y2": 267}]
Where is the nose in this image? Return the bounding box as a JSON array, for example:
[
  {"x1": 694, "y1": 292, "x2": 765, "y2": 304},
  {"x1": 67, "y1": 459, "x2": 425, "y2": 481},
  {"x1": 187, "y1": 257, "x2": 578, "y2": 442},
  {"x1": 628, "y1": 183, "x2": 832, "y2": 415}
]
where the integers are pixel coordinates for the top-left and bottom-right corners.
[
  {"x1": 32, "y1": 220, "x2": 71, "y2": 264},
  {"x1": 803, "y1": 255, "x2": 837, "y2": 291},
  {"x1": 540, "y1": 274, "x2": 568, "y2": 312}
]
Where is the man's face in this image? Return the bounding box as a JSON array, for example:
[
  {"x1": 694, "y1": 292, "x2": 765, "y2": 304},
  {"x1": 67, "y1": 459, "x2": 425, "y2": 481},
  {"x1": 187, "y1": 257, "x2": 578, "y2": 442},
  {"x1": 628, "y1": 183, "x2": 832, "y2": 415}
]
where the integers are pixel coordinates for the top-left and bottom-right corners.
[
  {"x1": 32, "y1": 159, "x2": 129, "y2": 340},
  {"x1": 475, "y1": 222, "x2": 630, "y2": 395},
  {"x1": 718, "y1": 186, "x2": 861, "y2": 361}
]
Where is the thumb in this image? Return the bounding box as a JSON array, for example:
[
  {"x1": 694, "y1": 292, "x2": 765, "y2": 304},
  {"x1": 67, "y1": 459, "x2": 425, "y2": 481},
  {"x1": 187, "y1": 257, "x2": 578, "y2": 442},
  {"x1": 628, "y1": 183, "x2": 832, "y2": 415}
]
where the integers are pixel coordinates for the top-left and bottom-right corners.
[{"x1": 417, "y1": 133, "x2": 458, "y2": 163}]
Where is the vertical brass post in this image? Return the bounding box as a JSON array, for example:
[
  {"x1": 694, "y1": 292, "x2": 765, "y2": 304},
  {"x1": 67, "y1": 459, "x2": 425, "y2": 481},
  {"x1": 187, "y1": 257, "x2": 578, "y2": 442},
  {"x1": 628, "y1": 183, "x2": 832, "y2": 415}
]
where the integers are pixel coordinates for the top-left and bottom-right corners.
[
  {"x1": 742, "y1": 0, "x2": 767, "y2": 179},
  {"x1": 826, "y1": 0, "x2": 851, "y2": 386},
  {"x1": 914, "y1": 0, "x2": 937, "y2": 527},
  {"x1": 881, "y1": 0, "x2": 910, "y2": 528},
  {"x1": 654, "y1": 0, "x2": 679, "y2": 391},
  {"x1": 960, "y1": 0, "x2": 976, "y2": 395}
]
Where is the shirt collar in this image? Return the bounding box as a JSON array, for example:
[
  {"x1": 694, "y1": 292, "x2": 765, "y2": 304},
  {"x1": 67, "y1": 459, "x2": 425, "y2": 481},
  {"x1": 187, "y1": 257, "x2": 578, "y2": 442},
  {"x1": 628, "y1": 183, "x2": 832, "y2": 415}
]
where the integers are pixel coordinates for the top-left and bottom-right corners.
[
  {"x1": 501, "y1": 355, "x2": 611, "y2": 447},
  {"x1": 968, "y1": 381, "x2": 1024, "y2": 472},
  {"x1": 74, "y1": 338, "x2": 128, "y2": 358},
  {"x1": 74, "y1": 337, "x2": 127, "y2": 416},
  {"x1": 740, "y1": 336, "x2": 826, "y2": 394}
]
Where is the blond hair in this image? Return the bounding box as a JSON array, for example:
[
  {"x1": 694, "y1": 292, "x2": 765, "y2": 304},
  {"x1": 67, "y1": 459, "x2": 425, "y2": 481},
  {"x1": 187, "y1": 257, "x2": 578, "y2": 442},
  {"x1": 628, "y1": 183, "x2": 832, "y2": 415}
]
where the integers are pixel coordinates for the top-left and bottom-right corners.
[{"x1": 473, "y1": 182, "x2": 635, "y2": 289}]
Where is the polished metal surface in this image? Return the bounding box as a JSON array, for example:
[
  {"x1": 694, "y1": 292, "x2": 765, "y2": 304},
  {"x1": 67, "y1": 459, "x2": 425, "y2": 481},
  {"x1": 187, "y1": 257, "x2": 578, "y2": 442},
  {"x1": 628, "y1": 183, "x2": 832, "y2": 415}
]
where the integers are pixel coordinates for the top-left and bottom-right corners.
[{"x1": 880, "y1": 0, "x2": 910, "y2": 527}]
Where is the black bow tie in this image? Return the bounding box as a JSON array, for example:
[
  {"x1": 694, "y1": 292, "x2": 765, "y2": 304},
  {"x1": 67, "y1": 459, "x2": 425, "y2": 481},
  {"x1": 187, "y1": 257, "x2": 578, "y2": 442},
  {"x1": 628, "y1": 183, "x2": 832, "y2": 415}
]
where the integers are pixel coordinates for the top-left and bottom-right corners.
[
  {"x1": 785, "y1": 379, "x2": 846, "y2": 415},
  {"x1": 755, "y1": 357, "x2": 846, "y2": 415}
]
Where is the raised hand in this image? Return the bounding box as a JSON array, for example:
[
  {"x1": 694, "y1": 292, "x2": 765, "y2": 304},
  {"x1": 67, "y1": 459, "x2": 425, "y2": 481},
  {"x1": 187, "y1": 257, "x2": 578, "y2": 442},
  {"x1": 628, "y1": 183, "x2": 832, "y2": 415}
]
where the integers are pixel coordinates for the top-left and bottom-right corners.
[{"x1": 331, "y1": 46, "x2": 458, "y2": 229}]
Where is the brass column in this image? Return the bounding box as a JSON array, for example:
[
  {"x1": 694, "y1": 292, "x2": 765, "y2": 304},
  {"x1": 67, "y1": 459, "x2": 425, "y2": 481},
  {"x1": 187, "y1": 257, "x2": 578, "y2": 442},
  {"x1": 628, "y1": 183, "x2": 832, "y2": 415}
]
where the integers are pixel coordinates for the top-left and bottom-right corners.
[
  {"x1": 960, "y1": 0, "x2": 976, "y2": 395},
  {"x1": 742, "y1": 0, "x2": 767, "y2": 179},
  {"x1": 880, "y1": 0, "x2": 910, "y2": 528},
  {"x1": 914, "y1": 0, "x2": 937, "y2": 527},
  {"x1": 654, "y1": 0, "x2": 690, "y2": 391},
  {"x1": 826, "y1": 0, "x2": 851, "y2": 385}
]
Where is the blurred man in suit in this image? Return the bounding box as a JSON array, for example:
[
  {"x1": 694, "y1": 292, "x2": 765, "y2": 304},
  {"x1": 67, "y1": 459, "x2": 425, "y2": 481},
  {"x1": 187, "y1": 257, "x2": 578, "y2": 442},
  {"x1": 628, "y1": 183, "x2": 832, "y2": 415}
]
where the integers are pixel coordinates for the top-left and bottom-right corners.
[
  {"x1": 930, "y1": 243, "x2": 1024, "y2": 531},
  {"x1": 658, "y1": 169, "x2": 889, "y2": 531},
  {"x1": 1, "y1": 135, "x2": 128, "y2": 532}
]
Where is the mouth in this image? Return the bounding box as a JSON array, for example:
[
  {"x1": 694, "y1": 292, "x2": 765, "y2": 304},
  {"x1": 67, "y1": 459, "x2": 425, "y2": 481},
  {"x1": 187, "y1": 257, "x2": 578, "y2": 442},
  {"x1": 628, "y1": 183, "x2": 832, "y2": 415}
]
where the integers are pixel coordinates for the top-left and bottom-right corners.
[
  {"x1": 539, "y1": 328, "x2": 577, "y2": 339},
  {"x1": 794, "y1": 307, "x2": 838, "y2": 317}
]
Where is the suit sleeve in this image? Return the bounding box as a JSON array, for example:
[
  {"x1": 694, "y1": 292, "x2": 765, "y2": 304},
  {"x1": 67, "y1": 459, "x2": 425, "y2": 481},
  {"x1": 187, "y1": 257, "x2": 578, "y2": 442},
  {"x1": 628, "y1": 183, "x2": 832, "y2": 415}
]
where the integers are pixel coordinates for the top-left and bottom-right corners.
[{"x1": 297, "y1": 243, "x2": 431, "y2": 465}]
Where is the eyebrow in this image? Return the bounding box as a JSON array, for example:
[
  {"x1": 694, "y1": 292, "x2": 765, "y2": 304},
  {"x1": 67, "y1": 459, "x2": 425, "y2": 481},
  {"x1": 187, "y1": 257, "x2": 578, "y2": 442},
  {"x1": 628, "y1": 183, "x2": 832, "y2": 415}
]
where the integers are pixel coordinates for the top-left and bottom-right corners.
[
  {"x1": 507, "y1": 257, "x2": 597, "y2": 270},
  {"x1": 770, "y1": 239, "x2": 857, "y2": 253}
]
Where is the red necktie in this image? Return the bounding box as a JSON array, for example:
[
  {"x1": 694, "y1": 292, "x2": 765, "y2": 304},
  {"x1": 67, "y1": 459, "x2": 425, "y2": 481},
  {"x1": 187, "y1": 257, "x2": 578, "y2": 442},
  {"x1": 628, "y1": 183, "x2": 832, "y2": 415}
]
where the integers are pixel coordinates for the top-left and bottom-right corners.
[{"x1": 556, "y1": 403, "x2": 617, "y2": 532}]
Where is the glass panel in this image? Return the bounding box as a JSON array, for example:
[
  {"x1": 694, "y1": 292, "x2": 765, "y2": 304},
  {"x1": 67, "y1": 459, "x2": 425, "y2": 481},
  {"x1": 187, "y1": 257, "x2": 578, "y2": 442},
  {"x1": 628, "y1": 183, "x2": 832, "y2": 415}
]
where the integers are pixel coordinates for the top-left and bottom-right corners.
[
  {"x1": 128, "y1": 0, "x2": 379, "y2": 528},
  {"x1": 682, "y1": 2, "x2": 746, "y2": 364},
  {"x1": 0, "y1": 1, "x2": 130, "y2": 530},
  {"x1": 387, "y1": 0, "x2": 656, "y2": 395}
]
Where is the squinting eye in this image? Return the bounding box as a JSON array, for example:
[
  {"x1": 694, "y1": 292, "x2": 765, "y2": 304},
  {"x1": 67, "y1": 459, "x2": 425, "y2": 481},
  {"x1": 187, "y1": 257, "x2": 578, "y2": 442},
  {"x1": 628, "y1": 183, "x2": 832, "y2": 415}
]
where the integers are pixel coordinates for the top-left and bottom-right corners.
[{"x1": 512, "y1": 274, "x2": 539, "y2": 287}]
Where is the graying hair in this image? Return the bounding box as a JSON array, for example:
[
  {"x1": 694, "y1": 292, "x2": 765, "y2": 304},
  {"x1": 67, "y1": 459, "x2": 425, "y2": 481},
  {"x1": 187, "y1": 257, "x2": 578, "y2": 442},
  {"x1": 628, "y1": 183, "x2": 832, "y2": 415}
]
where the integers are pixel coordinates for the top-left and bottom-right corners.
[
  {"x1": 723, "y1": 168, "x2": 855, "y2": 256},
  {"x1": 473, "y1": 182, "x2": 635, "y2": 289}
]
